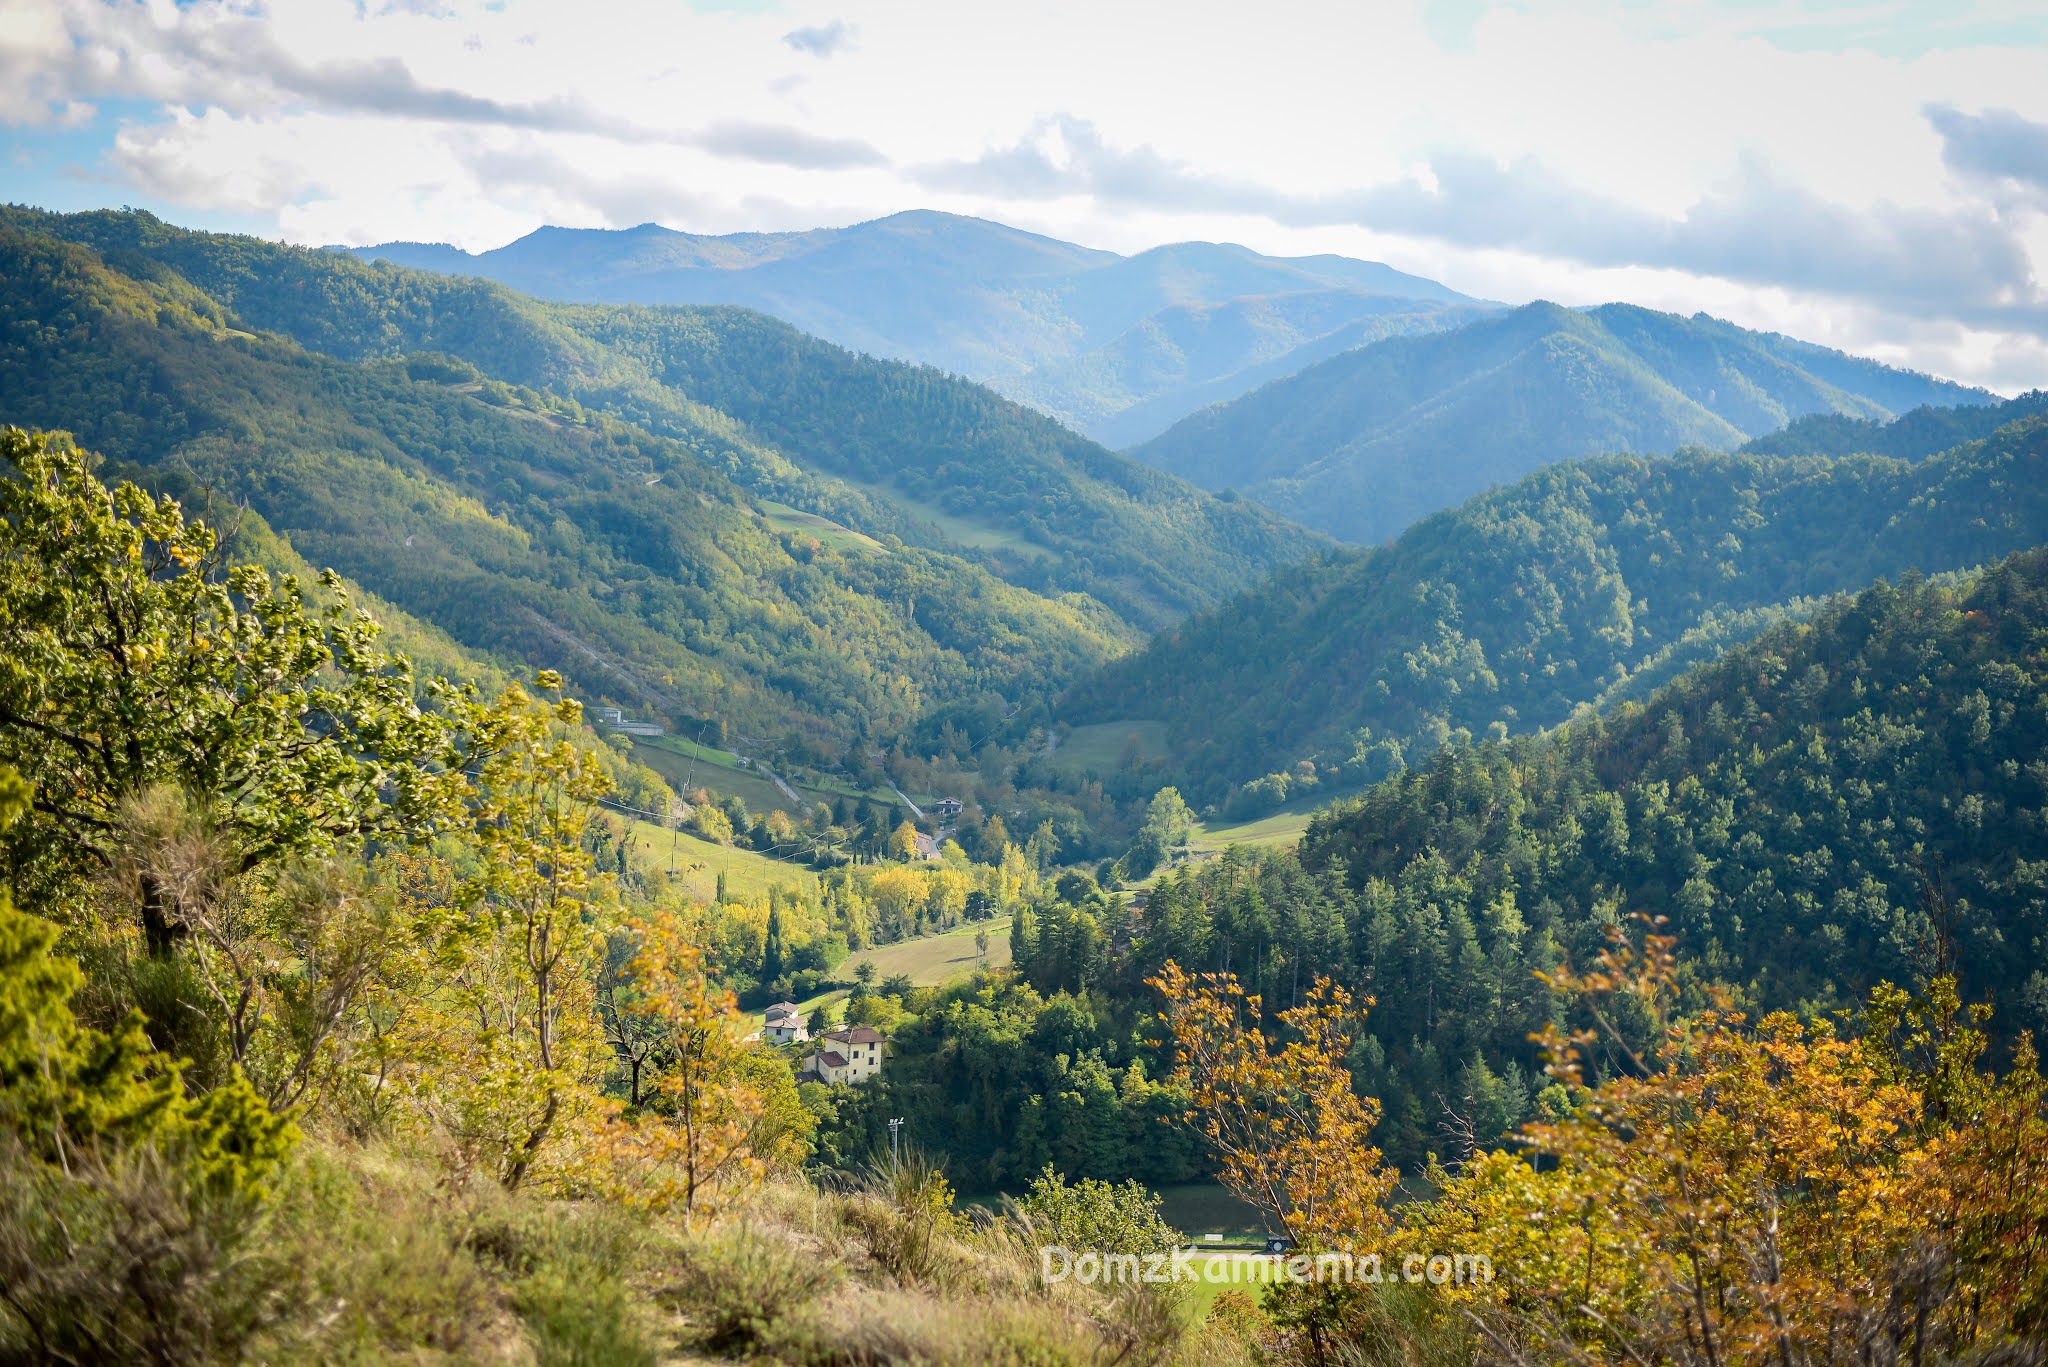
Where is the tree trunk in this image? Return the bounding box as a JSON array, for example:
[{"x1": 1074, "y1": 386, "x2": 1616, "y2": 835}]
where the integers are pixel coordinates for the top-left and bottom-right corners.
[
  {"x1": 139, "y1": 870, "x2": 185, "y2": 958},
  {"x1": 503, "y1": 1088, "x2": 560, "y2": 1191}
]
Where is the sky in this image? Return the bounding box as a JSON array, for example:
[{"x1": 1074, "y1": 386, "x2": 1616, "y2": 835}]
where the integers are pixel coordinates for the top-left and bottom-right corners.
[{"x1": 5, "y1": 0, "x2": 2048, "y2": 393}]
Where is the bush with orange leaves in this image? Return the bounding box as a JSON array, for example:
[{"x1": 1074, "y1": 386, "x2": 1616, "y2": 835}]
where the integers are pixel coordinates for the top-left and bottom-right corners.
[
  {"x1": 1411, "y1": 919, "x2": 2047, "y2": 1367},
  {"x1": 1157, "y1": 921, "x2": 2048, "y2": 1367}
]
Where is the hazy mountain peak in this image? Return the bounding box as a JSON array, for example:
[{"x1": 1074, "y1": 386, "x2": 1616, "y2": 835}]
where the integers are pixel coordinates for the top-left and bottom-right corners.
[
  {"x1": 352, "y1": 210, "x2": 1483, "y2": 443},
  {"x1": 1131, "y1": 300, "x2": 1993, "y2": 542}
]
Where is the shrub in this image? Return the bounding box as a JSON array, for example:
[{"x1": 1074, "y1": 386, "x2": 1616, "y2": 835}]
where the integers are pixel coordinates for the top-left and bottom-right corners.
[
  {"x1": 516, "y1": 1268, "x2": 657, "y2": 1367},
  {"x1": 0, "y1": 892, "x2": 300, "y2": 1361},
  {"x1": 0, "y1": 1137, "x2": 290, "y2": 1364},
  {"x1": 1015, "y1": 1165, "x2": 1181, "y2": 1259},
  {"x1": 668, "y1": 1222, "x2": 842, "y2": 1353},
  {"x1": 841, "y1": 1154, "x2": 967, "y2": 1286}
]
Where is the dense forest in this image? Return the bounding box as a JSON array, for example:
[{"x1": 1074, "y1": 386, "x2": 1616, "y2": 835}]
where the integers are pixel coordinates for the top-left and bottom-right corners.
[
  {"x1": 0, "y1": 226, "x2": 1156, "y2": 760},
  {"x1": 1130, "y1": 299, "x2": 1988, "y2": 541},
  {"x1": 954, "y1": 548, "x2": 2048, "y2": 1177},
  {"x1": 1742, "y1": 389, "x2": 2048, "y2": 459},
  {"x1": 1068, "y1": 413, "x2": 2048, "y2": 809}
]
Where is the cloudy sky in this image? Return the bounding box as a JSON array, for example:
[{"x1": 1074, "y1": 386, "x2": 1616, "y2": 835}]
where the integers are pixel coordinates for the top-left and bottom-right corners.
[{"x1": 6, "y1": 0, "x2": 2048, "y2": 392}]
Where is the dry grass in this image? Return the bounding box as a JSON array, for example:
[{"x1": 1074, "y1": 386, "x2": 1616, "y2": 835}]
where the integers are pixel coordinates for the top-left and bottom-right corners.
[{"x1": 2, "y1": 1127, "x2": 1252, "y2": 1366}]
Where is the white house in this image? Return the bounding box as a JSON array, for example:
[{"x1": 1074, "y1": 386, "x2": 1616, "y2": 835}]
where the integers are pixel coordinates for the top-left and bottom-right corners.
[
  {"x1": 801, "y1": 1024, "x2": 886, "y2": 1084},
  {"x1": 762, "y1": 1000, "x2": 809, "y2": 1045}
]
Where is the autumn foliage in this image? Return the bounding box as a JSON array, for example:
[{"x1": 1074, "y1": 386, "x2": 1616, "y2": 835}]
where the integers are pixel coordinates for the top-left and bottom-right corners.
[
  {"x1": 1156, "y1": 919, "x2": 2048, "y2": 1367},
  {"x1": 1151, "y1": 962, "x2": 1398, "y2": 1251}
]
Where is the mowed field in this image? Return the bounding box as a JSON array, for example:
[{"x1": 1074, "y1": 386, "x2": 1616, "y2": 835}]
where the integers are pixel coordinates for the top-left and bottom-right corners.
[
  {"x1": 623, "y1": 816, "x2": 819, "y2": 904},
  {"x1": 758, "y1": 499, "x2": 886, "y2": 555},
  {"x1": 631, "y1": 740, "x2": 795, "y2": 816},
  {"x1": 846, "y1": 917, "x2": 1012, "y2": 983},
  {"x1": 1120, "y1": 804, "x2": 1321, "y2": 890},
  {"x1": 744, "y1": 917, "x2": 1011, "y2": 1034},
  {"x1": 1184, "y1": 804, "x2": 1317, "y2": 854}
]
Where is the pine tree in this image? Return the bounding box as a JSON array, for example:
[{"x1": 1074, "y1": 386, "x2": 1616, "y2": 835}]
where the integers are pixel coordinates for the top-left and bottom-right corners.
[{"x1": 761, "y1": 906, "x2": 786, "y2": 986}]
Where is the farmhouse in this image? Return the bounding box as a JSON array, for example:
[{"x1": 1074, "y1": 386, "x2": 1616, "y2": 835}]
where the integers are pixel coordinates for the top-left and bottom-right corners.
[
  {"x1": 762, "y1": 1000, "x2": 809, "y2": 1044},
  {"x1": 931, "y1": 796, "x2": 964, "y2": 820},
  {"x1": 800, "y1": 1024, "x2": 887, "y2": 1084},
  {"x1": 594, "y1": 703, "x2": 666, "y2": 738}
]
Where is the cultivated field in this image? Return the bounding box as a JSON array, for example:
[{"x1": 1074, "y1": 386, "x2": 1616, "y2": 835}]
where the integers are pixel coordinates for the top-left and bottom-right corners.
[
  {"x1": 1050, "y1": 719, "x2": 1171, "y2": 779},
  {"x1": 845, "y1": 916, "x2": 1012, "y2": 984}
]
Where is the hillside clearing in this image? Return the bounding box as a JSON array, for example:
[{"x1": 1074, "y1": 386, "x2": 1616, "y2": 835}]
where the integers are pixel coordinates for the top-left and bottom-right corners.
[{"x1": 1051, "y1": 719, "x2": 1170, "y2": 778}]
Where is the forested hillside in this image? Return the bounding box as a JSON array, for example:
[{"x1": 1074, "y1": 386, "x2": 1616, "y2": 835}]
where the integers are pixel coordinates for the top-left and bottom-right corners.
[
  {"x1": 5, "y1": 206, "x2": 1318, "y2": 634},
  {"x1": 997, "y1": 548, "x2": 2048, "y2": 1172},
  {"x1": 353, "y1": 210, "x2": 1485, "y2": 445},
  {"x1": 1742, "y1": 389, "x2": 2048, "y2": 460},
  {"x1": 0, "y1": 224, "x2": 1133, "y2": 754},
  {"x1": 1131, "y1": 300, "x2": 1990, "y2": 542},
  {"x1": 1065, "y1": 417, "x2": 2048, "y2": 808}
]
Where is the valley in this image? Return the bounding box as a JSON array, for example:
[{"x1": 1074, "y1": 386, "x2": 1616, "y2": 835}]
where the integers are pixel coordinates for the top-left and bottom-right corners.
[{"x1": 2, "y1": 175, "x2": 2045, "y2": 1367}]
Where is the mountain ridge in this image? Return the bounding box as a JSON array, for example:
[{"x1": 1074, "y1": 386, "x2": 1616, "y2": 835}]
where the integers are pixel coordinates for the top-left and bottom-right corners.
[
  {"x1": 348, "y1": 209, "x2": 1487, "y2": 444},
  {"x1": 10, "y1": 205, "x2": 1319, "y2": 637},
  {"x1": 0, "y1": 209, "x2": 1319, "y2": 765},
  {"x1": 1130, "y1": 299, "x2": 1992, "y2": 542},
  {"x1": 1063, "y1": 405, "x2": 2048, "y2": 807}
]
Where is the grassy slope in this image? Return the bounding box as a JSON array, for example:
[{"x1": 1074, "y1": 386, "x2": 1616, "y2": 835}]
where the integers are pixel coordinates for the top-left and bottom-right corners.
[
  {"x1": 1183, "y1": 806, "x2": 1317, "y2": 855},
  {"x1": 622, "y1": 816, "x2": 820, "y2": 905},
  {"x1": 1050, "y1": 720, "x2": 1171, "y2": 778},
  {"x1": 742, "y1": 918, "x2": 1015, "y2": 1035},
  {"x1": 845, "y1": 918, "x2": 1013, "y2": 984}
]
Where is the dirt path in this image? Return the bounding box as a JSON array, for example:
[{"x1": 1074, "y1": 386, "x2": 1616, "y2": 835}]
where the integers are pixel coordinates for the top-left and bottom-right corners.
[
  {"x1": 752, "y1": 757, "x2": 805, "y2": 809},
  {"x1": 884, "y1": 781, "x2": 925, "y2": 820}
]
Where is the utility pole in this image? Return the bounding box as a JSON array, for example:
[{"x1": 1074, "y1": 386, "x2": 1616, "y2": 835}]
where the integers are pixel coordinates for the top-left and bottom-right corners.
[
  {"x1": 682, "y1": 718, "x2": 711, "y2": 794},
  {"x1": 673, "y1": 719, "x2": 711, "y2": 882},
  {"x1": 888, "y1": 1116, "x2": 904, "y2": 1171}
]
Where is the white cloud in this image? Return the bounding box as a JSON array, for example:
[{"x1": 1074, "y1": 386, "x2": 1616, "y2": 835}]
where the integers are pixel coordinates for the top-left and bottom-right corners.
[{"x1": 5, "y1": 0, "x2": 2047, "y2": 392}]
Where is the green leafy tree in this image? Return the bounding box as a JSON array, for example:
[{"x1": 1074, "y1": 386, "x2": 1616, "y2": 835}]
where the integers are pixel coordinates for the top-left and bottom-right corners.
[
  {"x1": 1016, "y1": 1165, "x2": 1180, "y2": 1257},
  {"x1": 0, "y1": 429, "x2": 463, "y2": 954}
]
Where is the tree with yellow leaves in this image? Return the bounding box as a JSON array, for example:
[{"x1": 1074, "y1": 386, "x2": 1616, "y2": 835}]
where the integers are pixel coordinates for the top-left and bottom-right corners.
[
  {"x1": 625, "y1": 906, "x2": 769, "y2": 1215},
  {"x1": 1414, "y1": 916, "x2": 2048, "y2": 1367},
  {"x1": 377, "y1": 676, "x2": 615, "y2": 1191},
  {"x1": 1150, "y1": 961, "x2": 1399, "y2": 1248}
]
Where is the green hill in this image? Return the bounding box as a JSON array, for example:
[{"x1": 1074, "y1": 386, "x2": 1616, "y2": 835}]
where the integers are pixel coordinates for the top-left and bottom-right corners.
[
  {"x1": 1741, "y1": 389, "x2": 2048, "y2": 460},
  {"x1": 1297, "y1": 542, "x2": 2048, "y2": 1044},
  {"x1": 0, "y1": 223, "x2": 1135, "y2": 757},
  {"x1": 1063, "y1": 415, "x2": 2048, "y2": 807},
  {"x1": 5, "y1": 206, "x2": 1320, "y2": 636},
  {"x1": 1130, "y1": 300, "x2": 1991, "y2": 542},
  {"x1": 1025, "y1": 545, "x2": 2048, "y2": 1170}
]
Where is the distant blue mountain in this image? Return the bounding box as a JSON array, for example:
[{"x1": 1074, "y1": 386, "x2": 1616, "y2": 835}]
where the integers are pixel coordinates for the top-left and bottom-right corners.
[
  {"x1": 1130, "y1": 300, "x2": 1995, "y2": 543},
  {"x1": 351, "y1": 210, "x2": 1488, "y2": 444}
]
